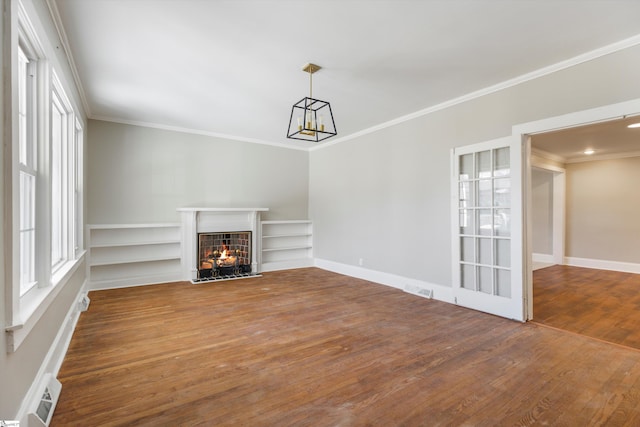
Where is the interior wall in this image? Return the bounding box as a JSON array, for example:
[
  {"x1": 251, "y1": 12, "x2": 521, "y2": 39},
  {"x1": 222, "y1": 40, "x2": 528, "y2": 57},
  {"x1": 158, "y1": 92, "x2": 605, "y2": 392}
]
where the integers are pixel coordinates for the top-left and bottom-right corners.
[
  {"x1": 566, "y1": 156, "x2": 640, "y2": 264},
  {"x1": 310, "y1": 43, "x2": 640, "y2": 288},
  {"x1": 531, "y1": 169, "x2": 554, "y2": 255},
  {"x1": 87, "y1": 120, "x2": 309, "y2": 224}
]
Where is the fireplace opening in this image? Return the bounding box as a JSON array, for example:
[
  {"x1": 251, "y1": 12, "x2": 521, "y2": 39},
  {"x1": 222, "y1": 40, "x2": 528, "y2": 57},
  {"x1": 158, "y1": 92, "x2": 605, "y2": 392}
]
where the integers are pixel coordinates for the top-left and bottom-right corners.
[{"x1": 196, "y1": 231, "x2": 253, "y2": 282}]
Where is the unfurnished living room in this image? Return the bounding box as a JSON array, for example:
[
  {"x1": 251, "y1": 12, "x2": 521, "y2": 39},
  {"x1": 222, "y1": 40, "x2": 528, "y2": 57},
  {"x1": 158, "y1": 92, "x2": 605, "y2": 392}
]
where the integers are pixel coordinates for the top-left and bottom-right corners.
[{"x1": 4, "y1": 0, "x2": 640, "y2": 425}]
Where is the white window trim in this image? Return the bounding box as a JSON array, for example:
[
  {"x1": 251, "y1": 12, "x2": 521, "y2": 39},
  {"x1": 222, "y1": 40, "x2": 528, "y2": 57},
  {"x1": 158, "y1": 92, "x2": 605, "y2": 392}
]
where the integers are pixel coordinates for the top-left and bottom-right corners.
[{"x1": 5, "y1": 0, "x2": 87, "y2": 352}]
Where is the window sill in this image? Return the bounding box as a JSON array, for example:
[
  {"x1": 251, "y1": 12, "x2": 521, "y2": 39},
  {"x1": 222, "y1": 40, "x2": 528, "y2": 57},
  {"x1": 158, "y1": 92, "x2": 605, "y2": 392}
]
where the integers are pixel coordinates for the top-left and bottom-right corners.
[{"x1": 5, "y1": 251, "x2": 86, "y2": 352}]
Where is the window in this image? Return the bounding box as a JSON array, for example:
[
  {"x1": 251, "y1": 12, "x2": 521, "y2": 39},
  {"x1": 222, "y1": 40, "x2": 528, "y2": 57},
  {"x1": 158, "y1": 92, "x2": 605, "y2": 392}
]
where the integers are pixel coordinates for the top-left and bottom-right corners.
[
  {"x1": 50, "y1": 74, "x2": 79, "y2": 271},
  {"x1": 18, "y1": 43, "x2": 37, "y2": 296},
  {"x1": 6, "y1": 4, "x2": 86, "y2": 351}
]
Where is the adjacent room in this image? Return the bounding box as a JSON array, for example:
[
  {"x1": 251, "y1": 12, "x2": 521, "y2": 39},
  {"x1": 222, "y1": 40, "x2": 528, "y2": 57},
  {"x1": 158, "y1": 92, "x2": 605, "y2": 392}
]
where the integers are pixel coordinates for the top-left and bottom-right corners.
[
  {"x1": 530, "y1": 118, "x2": 640, "y2": 349},
  {"x1": 3, "y1": 0, "x2": 640, "y2": 425}
]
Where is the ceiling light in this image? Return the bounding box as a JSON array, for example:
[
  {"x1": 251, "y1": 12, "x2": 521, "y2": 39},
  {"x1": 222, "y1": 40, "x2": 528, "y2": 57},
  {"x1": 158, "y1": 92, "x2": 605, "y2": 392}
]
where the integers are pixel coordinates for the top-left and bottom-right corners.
[
  {"x1": 627, "y1": 122, "x2": 640, "y2": 128},
  {"x1": 287, "y1": 63, "x2": 337, "y2": 142},
  {"x1": 584, "y1": 149, "x2": 595, "y2": 155}
]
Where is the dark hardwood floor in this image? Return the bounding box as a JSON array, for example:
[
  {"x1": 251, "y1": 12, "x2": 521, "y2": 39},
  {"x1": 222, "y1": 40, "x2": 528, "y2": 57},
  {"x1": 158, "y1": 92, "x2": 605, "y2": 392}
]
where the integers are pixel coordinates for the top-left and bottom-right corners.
[
  {"x1": 533, "y1": 264, "x2": 640, "y2": 350},
  {"x1": 52, "y1": 267, "x2": 640, "y2": 426}
]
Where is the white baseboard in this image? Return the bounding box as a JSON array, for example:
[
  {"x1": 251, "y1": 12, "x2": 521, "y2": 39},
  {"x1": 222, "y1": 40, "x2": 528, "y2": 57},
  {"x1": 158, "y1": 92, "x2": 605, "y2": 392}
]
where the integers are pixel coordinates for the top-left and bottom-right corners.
[
  {"x1": 532, "y1": 253, "x2": 555, "y2": 264},
  {"x1": 89, "y1": 271, "x2": 183, "y2": 291},
  {"x1": 564, "y1": 256, "x2": 640, "y2": 274},
  {"x1": 16, "y1": 280, "x2": 89, "y2": 424},
  {"x1": 314, "y1": 258, "x2": 454, "y2": 304},
  {"x1": 261, "y1": 258, "x2": 314, "y2": 272}
]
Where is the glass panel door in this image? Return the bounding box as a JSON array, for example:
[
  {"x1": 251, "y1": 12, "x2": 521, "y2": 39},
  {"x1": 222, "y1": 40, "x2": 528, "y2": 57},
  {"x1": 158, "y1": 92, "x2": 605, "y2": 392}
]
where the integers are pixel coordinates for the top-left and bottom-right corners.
[{"x1": 452, "y1": 136, "x2": 523, "y2": 320}]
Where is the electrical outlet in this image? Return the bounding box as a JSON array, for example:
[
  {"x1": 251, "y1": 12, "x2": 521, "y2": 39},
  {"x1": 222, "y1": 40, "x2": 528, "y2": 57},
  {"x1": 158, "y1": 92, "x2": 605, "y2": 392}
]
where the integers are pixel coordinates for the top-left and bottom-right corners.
[{"x1": 358, "y1": 258, "x2": 363, "y2": 266}]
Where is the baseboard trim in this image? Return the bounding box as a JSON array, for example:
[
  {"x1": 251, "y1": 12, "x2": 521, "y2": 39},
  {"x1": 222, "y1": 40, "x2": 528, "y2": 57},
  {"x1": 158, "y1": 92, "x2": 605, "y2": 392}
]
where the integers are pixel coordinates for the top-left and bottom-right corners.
[
  {"x1": 89, "y1": 272, "x2": 183, "y2": 291},
  {"x1": 15, "y1": 280, "x2": 89, "y2": 424},
  {"x1": 314, "y1": 258, "x2": 454, "y2": 304},
  {"x1": 261, "y1": 259, "x2": 314, "y2": 272},
  {"x1": 532, "y1": 253, "x2": 555, "y2": 264},
  {"x1": 564, "y1": 257, "x2": 640, "y2": 274}
]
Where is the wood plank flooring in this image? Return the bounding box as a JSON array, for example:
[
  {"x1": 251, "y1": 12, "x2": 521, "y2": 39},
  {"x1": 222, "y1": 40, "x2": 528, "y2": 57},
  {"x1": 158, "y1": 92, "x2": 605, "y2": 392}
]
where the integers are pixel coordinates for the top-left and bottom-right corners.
[
  {"x1": 533, "y1": 264, "x2": 640, "y2": 350},
  {"x1": 52, "y1": 267, "x2": 640, "y2": 426}
]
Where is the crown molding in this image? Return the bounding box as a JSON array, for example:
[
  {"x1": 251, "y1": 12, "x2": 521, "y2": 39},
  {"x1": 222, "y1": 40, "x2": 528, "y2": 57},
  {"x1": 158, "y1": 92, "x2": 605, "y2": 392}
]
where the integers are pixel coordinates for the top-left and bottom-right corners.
[
  {"x1": 45, "y1": 0, "x2": 92, "y2": 118},
  {"x1": 90, "y1": 116, "x2": 311, "y2": 151},
  {"x1": 565, "y1": 150, "x2": 640, "y2": 164},
  {"x1": 311, "y1": 33, "x2": 640, "y2": 152}
]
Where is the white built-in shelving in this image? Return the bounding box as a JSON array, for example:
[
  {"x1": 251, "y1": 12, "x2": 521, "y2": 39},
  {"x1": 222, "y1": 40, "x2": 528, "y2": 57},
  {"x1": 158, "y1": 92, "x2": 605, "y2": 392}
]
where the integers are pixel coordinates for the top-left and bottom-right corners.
[
  {"x1": 261, "y1": 220, "x2": 313, "y2": 272},
  {"x1": 87, "y1": 223, "x2": 182, "y2": 289}
]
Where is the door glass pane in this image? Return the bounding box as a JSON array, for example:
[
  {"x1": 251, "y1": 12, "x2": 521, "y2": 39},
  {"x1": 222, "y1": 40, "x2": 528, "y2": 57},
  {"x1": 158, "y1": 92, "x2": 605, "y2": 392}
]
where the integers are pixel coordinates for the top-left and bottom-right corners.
[
  {"x1": 459, "y1": 181, "x2": 474, "y2": 207},
  {"x1": 476, "y1": 150, "x2": 491, "y2": 179},
  {"x1": 477, "y1": 209, "x2": 492, "y2": 236},
  {"x1": 479, "y1": 266, "x2": 493, "y2": 294},
  {"x1": 461, "y1": 237, "x2": 474, "y2": 262},
  {"x1": 494, "y1": 178, "x2": 511, "y2": 207},
  {"x1": 495, "y1": 209, "x2": 510, "y2": 237},
  {"x1": 496, "y1": 268, "x2": 511, "y2": 297},
  {"x1": 496, "y1": 239, "x2": 510, "y2": 268},
  {"x1": 461, "y1": 264, "x2": 475, "y2": 290},
  {"x1": 478, "y1": 238, "x2": 492, "y2": 265},
  {"x1": 494, "y1": 147, "x2": 510, "y2": 177},
  {"x1": 478, "y1": 180, "x2": 492, "y2": 207},
  {"x1": 459, "y1": 154, "x2": 473, "y2": 180},
  {"x1": 459, "y1": 209, "x2": 474, "y2": 235}
]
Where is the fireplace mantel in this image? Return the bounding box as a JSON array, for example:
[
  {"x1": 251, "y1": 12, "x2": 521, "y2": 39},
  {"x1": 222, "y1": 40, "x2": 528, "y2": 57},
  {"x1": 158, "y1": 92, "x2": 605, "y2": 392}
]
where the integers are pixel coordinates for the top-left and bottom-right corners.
[{"x1": 178, "y1": 207, "x2": 269, "y2": 282}]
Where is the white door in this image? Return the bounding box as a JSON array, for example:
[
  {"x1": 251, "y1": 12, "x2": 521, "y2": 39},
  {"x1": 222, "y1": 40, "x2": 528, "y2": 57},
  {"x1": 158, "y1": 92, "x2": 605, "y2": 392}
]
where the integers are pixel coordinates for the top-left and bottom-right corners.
[{"x1": 451, "y1": 136, "x2": 524, "y2": 321}]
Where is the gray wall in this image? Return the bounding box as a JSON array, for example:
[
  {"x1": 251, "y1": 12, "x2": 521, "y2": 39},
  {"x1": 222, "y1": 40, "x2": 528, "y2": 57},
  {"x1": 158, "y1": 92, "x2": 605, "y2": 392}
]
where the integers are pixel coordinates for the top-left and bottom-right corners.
[
  {"x1": 566, "y1": 156, "x2": 640, "y2": 263},
  {"x1": 1, "y1": 0, "x2": 87, "y2": 417},
  {"x1": 87, "y1": 120, "x2": 310, "y2": 224},
  {"x1": 532, "y1": 169, "x2": 554, "y2": 255},
  {"x1": 310, "y1": 44, "x2": 640, "y2": 287}
]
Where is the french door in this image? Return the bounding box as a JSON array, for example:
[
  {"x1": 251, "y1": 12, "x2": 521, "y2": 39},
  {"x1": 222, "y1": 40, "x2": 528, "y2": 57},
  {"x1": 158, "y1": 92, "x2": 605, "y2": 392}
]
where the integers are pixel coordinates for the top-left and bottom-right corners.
[{"x1": 452, "y1": 136, "x2": 524, "y2": 321}]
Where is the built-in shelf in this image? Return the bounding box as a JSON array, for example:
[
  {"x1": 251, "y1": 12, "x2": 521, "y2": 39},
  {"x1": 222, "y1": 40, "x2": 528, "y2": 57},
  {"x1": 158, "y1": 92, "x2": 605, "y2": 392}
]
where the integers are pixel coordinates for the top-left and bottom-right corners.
[
  {"x1": 260, "y1": 220, "x2": 313, "y2": 272},
  {"x1": 87, "y1": 223, "x2": 182, "y2": 289}
]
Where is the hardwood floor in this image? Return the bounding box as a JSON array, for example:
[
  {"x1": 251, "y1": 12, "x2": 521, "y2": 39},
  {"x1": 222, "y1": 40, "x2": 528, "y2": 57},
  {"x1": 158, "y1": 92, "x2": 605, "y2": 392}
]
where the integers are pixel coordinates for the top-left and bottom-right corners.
[
  {"x1": 52, "y1": 267, "x2": 640, "y2": 426},
  {"x1": 533, "y1": 264, "x2": 640, "y2": 350}
]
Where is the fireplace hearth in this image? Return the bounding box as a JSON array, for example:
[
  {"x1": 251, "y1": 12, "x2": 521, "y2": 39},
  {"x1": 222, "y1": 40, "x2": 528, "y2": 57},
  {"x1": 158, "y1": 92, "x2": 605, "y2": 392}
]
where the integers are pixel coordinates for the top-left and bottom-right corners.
[{"x1": 195, "y1": 231, "x2": 255, "y2": 282}]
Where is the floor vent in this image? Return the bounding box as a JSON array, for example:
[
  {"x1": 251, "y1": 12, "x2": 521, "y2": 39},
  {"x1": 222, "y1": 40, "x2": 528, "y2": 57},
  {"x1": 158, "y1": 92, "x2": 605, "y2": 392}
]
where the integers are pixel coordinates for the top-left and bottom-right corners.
[
  {"x1": 403, "y1": 284, "x2": 433, "y2": 299},
  {"x1": 77, "y1": 294, "x2": 90, "y2": 312},
  {"x1": 28, "y1": 375, "x2": 61, "y2": 426}
]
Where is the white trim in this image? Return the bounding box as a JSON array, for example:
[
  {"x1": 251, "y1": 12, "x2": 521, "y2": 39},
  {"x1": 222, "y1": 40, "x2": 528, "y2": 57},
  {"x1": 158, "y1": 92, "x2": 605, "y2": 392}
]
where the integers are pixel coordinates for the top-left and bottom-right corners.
[
  {"x1": 314, "y1": 258, "x2": 455, "y2": 304},
  {"x1": 15, "y1": 280, "x2": 89, "y2": 423},
  {"x1": 90, "y1": 115, "x2": 311, "y2": 152},
  {"x1": 311, "y1": 34, "x2": 640, "y2": 152},
  {"x1": 513, "y1": 99, "x2": 640, "y2": 136},
  {"x1": 565, "y1": 150, "x2": 640, "y2": 164},
  {"x1": 44, "y1": 0, "x2": 92, "y2": 117},
  {"x1": 89, "y1": 272, "x2": 183, "y2": 291},
  {"x1": 533, "y1": 253, "x2": 555, "y2": 264},
  {"x1": 564, "y1": 257, "x2": 640, "y2": 275},
  {"x1": 531, "y1": 148, "x2": 566, "y2": 166},
  {"x1": 6, "y1": 252, "x2": 86, "y2": 352},
  {"x1": 262, "y1": 259, "x2": 314, "y2": 272}
]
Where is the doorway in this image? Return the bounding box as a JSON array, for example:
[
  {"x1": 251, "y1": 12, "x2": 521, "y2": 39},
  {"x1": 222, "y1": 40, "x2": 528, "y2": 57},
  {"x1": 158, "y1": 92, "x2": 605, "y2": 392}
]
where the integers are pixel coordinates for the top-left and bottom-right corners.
[{"x1": 519, "y1": 100, "x2": 640, "y2": 348}]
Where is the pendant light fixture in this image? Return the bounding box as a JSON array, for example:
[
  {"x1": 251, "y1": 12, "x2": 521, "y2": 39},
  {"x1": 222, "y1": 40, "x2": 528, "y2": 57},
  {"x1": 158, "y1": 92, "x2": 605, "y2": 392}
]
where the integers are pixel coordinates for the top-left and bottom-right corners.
[{"x1": 287, "y1": 63, "x2": 337, "y2": 142}]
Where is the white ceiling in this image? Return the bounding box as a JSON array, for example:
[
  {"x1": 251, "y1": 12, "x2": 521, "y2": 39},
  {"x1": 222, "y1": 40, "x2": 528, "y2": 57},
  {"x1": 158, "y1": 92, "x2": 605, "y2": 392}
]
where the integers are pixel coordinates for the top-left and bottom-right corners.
[{"x1": 51, "y1": 0, "x2": 640, "y2": 150}]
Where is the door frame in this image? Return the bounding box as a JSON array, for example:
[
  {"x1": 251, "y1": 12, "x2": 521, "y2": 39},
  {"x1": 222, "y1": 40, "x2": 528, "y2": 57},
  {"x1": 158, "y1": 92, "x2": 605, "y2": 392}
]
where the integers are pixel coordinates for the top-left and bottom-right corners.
[{"x1": 515, "y1": 98, "x2": 640, "y2": 320}]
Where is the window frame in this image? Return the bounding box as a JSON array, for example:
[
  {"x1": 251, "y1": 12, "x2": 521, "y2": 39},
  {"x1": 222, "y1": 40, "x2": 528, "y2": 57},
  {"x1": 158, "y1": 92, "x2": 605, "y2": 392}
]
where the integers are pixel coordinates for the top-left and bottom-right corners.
[{"x1": 5, "y1": 1, "x2": 86, "y2": 352}]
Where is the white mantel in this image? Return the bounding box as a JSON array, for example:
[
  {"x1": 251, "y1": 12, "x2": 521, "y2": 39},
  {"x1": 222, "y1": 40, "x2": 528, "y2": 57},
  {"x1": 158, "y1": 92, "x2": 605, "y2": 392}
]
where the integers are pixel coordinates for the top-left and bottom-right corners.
[{"x1": 178, "y1": 207, "x2": 268, "y2": 282}]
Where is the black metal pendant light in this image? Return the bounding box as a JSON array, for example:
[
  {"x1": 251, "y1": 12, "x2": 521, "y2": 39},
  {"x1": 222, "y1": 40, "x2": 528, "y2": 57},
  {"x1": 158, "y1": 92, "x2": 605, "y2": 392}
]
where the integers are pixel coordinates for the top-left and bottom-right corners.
[{"x1": 287, "y1": 63, "x2": 337, "y2": 142}]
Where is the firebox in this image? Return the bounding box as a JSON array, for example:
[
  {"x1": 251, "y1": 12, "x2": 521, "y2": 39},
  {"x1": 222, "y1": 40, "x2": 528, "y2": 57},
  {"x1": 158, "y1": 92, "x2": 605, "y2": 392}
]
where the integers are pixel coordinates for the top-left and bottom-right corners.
[{"x1": 196, "y1": 231, "x2": 253, "y2": 281}]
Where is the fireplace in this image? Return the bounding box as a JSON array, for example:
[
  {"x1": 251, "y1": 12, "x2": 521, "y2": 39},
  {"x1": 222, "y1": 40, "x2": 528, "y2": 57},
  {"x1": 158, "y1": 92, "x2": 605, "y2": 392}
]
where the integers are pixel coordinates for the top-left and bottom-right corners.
[
  {"x1": 178, "y1": 207, "x2": 268, "y2": 283},
  {"x1": 197, "y1": 231, "x2": 252, "y2": 280}
]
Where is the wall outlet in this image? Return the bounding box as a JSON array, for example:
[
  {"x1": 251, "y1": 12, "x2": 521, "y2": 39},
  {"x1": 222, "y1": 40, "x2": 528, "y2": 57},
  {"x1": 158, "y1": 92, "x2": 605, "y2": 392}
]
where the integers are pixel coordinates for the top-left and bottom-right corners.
[{"x1": 358, "y1": 258, "x2": 363, "y2": 266}]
